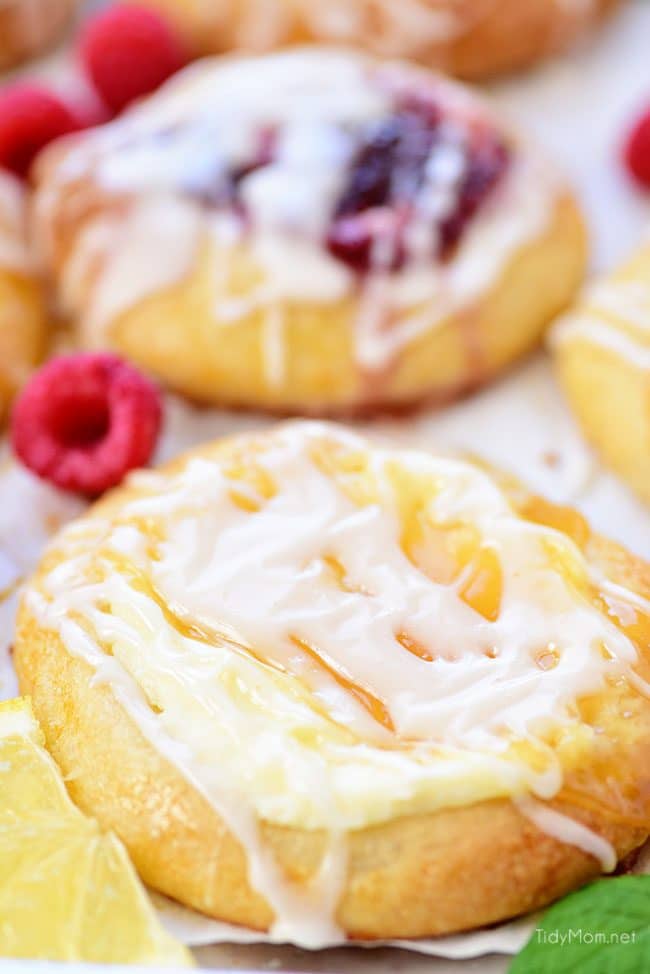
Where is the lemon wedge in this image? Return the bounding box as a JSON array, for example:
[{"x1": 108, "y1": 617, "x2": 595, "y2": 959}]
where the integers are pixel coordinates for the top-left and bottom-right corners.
[{"x1": 0, "y1": 697, "x2": 193, "y2": 965}]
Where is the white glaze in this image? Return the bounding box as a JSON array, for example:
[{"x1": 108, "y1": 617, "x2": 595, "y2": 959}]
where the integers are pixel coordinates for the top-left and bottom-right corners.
[
  {"x1": 0, "y1": 452, "x2": 84, "y2": 701},
  {"x1": 0, "y1": 171, "x2": 32, "y2": 273},
  {"x1": 83, "y1": 197, "x2": 203, "y2": 339},
  {"x1": 354, "y1": 153, "x2": 549, "y2": 370},
  {"x1": 227, "y1": 0, "x2": 598, "y2": 55},
  {"x1": 552, "y1": 315, "x2": 650, "y2": 370},
  {"x1": 550, "y1": 268, "x2": 650, "y2": 370},
  {"x1": 27, "y1": 422, "x2": 648, "y2": 941},
  {"x1": 516, "y1": 798, "x2": 616, "y2": 872},
  {"x1": 34, "y1": 50, "x2": 558, "y2": 378},
  {"x1": 586, "y1": 278, "x2": 650, "y2": 334},
  {"x1": 228, "y1": 0, "x2": 470, "y2": 53}
]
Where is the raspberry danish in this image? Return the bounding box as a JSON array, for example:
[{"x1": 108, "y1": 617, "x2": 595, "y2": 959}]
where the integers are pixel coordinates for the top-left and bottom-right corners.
[{"x1": 33, "y1": 50, "x2": 586, "y2": 415}]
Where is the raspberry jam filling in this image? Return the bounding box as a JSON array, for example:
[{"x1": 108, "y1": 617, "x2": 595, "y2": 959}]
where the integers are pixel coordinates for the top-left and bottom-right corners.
[
  {"x1": 326, "y1": 104, "x2": 510, "y2": 272},
  {"x1": 190, "y1": 127, "x2": 278, "y2": 210},
  {"x1": 179, "y1": 94, "x2": 510, "y2": 275},
  {"x1": 101, "y1": 73, "x2": 510, "y2": 278}
]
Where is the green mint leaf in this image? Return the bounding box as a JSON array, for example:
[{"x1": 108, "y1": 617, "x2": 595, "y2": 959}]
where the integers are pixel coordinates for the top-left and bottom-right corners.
[{"x1": 508, "y1": 875, "x2": 650, "y2": 973}]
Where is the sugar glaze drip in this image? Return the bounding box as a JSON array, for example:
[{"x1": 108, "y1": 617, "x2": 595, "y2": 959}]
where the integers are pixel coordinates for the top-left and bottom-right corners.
[{"x1": 550, "y1": 247, "x2": 650, "y2": 370}]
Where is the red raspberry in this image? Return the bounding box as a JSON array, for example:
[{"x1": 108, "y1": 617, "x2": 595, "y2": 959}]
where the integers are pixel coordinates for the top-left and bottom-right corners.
[
  {"x1": 327, "y1": 208, "x2": 408, "y2": 272},
  {"x1": 0, "y1": 84, "x2": 79, "y2": 178},
  {"x1": 79, "y1": 4, "x2": 188, "y2": 115},
  {"x1": 623, "y1": 107, "x2": 650, "y2": 190},
  {"x1": 11, "y1": 354, "x2": 163, "y2": 497}
]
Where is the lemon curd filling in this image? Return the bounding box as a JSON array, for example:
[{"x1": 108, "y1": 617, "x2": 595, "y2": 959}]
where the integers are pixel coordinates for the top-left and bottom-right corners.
[{"x1": 25, "y1": 422, "x2": 650, "y2": 843}]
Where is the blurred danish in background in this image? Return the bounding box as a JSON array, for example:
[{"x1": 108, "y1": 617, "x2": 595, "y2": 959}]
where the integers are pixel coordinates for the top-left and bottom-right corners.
[{"x1": 129, "y1": 0, "x2": 622, "y2": 79}]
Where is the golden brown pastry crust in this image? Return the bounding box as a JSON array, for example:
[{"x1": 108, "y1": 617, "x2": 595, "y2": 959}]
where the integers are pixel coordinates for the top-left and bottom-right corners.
[
  {"x1": 15, "y1": 450, "x2": 650, "y2": 939},
  {"x1": 132, "y1": 0, "x2": 621, "y2": 80},
  {"x1": 0, "y1": 271, "x2": 47, "y2": 423},
  {"x1": 0, "y1": 0, "x2": 78, "y2": 70},
  {"x1": 108, "y1": 196, "x2": 586, "y2": 417}
]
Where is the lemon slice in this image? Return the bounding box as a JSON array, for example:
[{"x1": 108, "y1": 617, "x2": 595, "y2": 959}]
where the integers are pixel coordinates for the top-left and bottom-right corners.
[{"x1": 0, "y1": 697, "x2": 193, "y2": 965}]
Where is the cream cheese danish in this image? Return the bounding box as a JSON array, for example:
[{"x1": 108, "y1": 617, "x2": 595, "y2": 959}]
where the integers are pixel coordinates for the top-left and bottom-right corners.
[{"x1": 16, "y1": 422, "x2": 650, "y2": 942}]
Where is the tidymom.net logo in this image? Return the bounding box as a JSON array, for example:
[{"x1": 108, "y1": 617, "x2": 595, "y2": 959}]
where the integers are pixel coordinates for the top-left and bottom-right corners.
[
  {"x1": 535, "y1": 928, "x2": 637, "y2": 947},
  {"x1": 508, "y1": 876, "x2": 650, "y2": 973}
]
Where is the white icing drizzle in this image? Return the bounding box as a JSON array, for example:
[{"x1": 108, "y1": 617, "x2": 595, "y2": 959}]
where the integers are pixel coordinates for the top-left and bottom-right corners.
[
  {"x1": 83, "y1": 197, "x2": 203, "y2": 340},
  {"x1": 230, "y1": 0, "x2": 474, "y2": 53},
  {"x1": 299, "y1": 0, "x2": 465, "y2": 51},
  {"x1": 355, "y1": 153, "x2": 549, "y2": 370},
  {"x1": 0, "y1": 171, "x2": 32, "y2": 274},
  {"x1": 0, "y1": 453, "x2": 84, "y2": 704},
  {"x1": 33, "y1": 50, "x2": 557, "y2": 381},
  {"x1": 261, "y1": 304, "x2": 288, "y2": 386},
  {"x1": 550, "y1": 270, "x2": 650, "y2": 370},
  {"x1": 552, "y1": 315, "x2": 650, "y2": 370},
  {"x1": 227, "y1": 0, "x2": 599, "y2": 55},
  {"x1": 517, "y1": 798, "x2": 617, "y2": 872},
  {"x1": 27, "y1": 589, "x2": 345, "y2": 947},
  {"x1": 586, "y1": 279, "x2": 650, "y2": 334},
  {"x1": 26, "y1": 422, "x2": 649, "y2": 940}
]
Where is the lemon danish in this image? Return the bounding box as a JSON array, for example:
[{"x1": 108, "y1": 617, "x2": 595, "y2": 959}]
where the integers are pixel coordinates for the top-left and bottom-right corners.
[{"x1": 16, "y1": 421, "x2": 650, "y2": 942}]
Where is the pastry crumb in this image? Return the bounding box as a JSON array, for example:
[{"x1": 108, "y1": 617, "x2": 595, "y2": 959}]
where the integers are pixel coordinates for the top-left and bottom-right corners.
[{"x1": 542, "y1": 450, "x2": 562, "y2": 468}]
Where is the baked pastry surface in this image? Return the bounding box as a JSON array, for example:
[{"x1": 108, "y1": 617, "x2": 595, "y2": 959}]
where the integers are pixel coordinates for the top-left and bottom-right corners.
[
  {"x1": 16, "y1": 422, "x2": 650, "y2": 941},
  {"x1": 32, "y1": 50, "x2": 586, "y2": 416},
  {"x1": 0, "y1": 171, "x2": 46, "y2": 424},
  {"x1": 0, "y1": 0, "x2": 77, "y2": 69},
  {"x1": 131, "y1": 0, "x2": 621, "y2": 80},
  {"x1": 551, "y1": 243, "x2": 650, "y2": 505}
]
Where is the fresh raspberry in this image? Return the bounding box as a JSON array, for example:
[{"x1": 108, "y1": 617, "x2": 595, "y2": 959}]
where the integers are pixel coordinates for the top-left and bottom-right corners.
[
  {"x1": 79, "y1": 5, "x2": 188, "y2": 115},
  {"x1": 623, "y1": 107, "x2": 650, "y2": 190},
  {"x1": 11, "y1": 354, "x2": 163, "y2": 497},
  {"x1": 0, "y1": 84, "x2": 79, "y2": 178}
]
